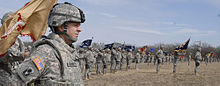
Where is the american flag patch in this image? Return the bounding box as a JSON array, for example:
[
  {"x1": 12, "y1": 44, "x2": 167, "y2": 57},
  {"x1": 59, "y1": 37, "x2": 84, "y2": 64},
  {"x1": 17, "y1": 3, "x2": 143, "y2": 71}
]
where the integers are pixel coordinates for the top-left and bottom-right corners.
[{"x1": 33, "y1": 57, "x2": 44, "y2": 71}]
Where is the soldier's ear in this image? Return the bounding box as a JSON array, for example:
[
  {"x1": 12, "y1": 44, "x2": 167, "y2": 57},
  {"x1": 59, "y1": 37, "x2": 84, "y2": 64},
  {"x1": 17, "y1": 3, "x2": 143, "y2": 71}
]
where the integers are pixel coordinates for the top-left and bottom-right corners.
[{"x1": 57, "y1": 24, "x2": 65, "y2": 32}]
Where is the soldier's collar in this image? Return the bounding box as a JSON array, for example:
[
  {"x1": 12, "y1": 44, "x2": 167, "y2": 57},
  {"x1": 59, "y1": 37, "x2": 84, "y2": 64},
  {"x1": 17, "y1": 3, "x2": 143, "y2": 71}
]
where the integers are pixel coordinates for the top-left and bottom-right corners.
[{"x1": 48, "y1": 33, "x2": 75, "y2": 53}]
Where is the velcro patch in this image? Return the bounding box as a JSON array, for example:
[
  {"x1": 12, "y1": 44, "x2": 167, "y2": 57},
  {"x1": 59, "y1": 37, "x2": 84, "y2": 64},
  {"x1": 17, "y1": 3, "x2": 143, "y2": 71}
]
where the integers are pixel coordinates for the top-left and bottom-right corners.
[{"x1": 33, "y1": 57, "x2": 44, "y2": 71}]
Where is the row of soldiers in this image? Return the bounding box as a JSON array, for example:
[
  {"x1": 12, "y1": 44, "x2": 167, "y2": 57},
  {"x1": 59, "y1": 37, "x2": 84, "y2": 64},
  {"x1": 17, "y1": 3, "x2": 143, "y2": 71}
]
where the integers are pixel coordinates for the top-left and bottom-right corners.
[
  {"x1": 75, "y1": 47, "x2": 202, "y2": 80},
  {"x1": 77, "y1": 47, "x2": 142, "y2": 80},
  {"x1": 76, "y1": 45, "x2": 207, "y2": 80}
]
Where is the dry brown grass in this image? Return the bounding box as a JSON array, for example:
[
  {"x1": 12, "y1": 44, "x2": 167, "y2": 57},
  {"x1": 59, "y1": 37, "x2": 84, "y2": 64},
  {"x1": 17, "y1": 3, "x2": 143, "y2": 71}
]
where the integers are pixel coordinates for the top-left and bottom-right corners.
[{"x1": 84, "y1": 61, "x2": 220, "y2": 86}]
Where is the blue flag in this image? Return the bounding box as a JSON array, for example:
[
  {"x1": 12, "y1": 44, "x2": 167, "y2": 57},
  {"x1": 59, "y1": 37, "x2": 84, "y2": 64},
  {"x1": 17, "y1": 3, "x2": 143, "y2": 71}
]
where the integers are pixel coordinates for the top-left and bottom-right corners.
[
  {"x1": 125, "y1": 45, "x2": 135, "y2": 52},
  {"x1": 80, "y1": 39, "x2": 92, "y2": 48},
  {"x1": 164, "y1": 51, "x2": 168, "y2": 56},
  {"x1": 150, "y1": 48, "x2": 154, "y2": 52},
  {"x1": 104, "y1": 43, "x2": 114, "y2": 49}
]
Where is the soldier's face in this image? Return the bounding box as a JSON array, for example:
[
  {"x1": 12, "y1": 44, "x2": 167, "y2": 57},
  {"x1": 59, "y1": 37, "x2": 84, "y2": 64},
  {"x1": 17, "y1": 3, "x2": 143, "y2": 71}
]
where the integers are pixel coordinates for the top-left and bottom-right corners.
[
  {"x1": 58, "y1": 22, "x2": 82, "y2": 45},
  {"x1": 67, "y1": 22, "x2": 82, "y2": 40}
]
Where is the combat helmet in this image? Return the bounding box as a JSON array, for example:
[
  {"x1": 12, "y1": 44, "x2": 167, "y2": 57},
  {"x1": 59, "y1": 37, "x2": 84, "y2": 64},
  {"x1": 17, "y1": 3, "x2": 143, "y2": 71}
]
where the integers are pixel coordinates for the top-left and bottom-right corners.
[
  {"x1": 48, "y1": 2, "x2": 85, "y2": 28},
  {"x1": 48, "y1": 2, "x2": 85, "y2": 43},
  {"x1": 106, "y1": 49, "x2": 111, "y2": 53},
  {"x1": 79, "y1": 48, "x2": 84, "y2": 52},
  {"x1": 159, "y1": 45, "x2": 164, "y2": 49},
  {"x1": 1, "y1": 11, "x2": 13, "y2": 24},
  {"x1": 197, "y1": 47, "x2": 201, "y2": 51},
  {"x1": 118, "y1": 47, "x2": 122, "y2": 51}
]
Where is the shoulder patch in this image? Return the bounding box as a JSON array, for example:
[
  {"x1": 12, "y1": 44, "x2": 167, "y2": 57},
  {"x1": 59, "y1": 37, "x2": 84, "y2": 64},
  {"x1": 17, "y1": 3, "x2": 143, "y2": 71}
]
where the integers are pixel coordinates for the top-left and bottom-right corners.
[{"x1": 33, "y1": 57, "x2": 44, "y2": 71}]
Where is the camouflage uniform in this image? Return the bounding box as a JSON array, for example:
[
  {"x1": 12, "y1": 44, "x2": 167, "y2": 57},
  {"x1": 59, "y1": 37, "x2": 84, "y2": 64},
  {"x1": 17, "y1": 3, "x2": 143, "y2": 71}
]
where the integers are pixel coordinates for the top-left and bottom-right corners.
[
  {"x1": 0, "y1": 2, "x2": 86, "y2": 85},
  {"x1": 170, "y1": 54, "x2": 174, "y2": 64},
  {"x1": 173, "y1": 51, "x2": 179, "y2": 73},
  {"x1": 115, "y1": 48, "x2": 122, "y2": 72},
  {"x1": 92, "y1": 49, "x2": 98, "y2": 70},
  {"x1": 104, "y1": 49, "x2": 111, "y2": 73},
  {"x1": 126, "y1": 49, "x2": 133, "y2": 70},
  {"x1": 78, "y1": 48, "x2": 85, "y2": 74},
  {"x1": 155, "y1": 48, "x2": 164, "y2": 73},
  {"x1": 168, "y1": 54, "x2": 172, "y2": 64},
  {"x1": 161, "y1": 54, "x2": 165, "y2": 65},
  {"x1": 84, "y1": 49, "x2": 95, "y2": 79},
  {"x1": 110, "y1": 48, "x2": 117, "y2": 73},
  {"x1": 165, "y1": 54, "x2": 170, "y2": 64},
  {"x1": 1, "y1": 33, "x2": 84, "y2": 85},
  {"x1": 96, "y1": 49, "x2": 103, "y2": 75},
  {"x1": 0, "y1": 38, "x2": 25, "y2": 66},
  {"x1": 147, "y1": 54, "x2": 151, "y2": 65},
  {"x1": 139, "y1": 53, "x2": 144, "y2": 63},
  {"x1": 120, "y1": 50, "x2": 126, "y2": 70},
  {"x1": 135, "y1": 51, "x2": 141, "y2": 69},
  {"x1": 194, "y1": 48, "x2": 202, "y2": 75},
  {"x1": 0, "y1": 38, "x2": 26, "y2": 86},
  {"x1": 102, "y1": 50, "x2": 107, "y2": 74},
  {"x1": 27, "y1": 46, "x2": 32, "y2": 51},
  {"x1": 205, "y1": 54, "x2": 209, "y2": 65}
]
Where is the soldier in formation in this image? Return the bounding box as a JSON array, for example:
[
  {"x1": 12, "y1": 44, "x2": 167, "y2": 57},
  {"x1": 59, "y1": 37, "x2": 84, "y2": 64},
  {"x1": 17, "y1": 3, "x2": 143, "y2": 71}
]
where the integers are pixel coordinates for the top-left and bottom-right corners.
[
  {"x1": 84, "y1": 47, "x2": 95, "y2": 80},
  {"x1": 147, "y1": 53, "x2": 151, "y2": 65},
  {"x1": 78, "y1": 48, "x2": 86, "y2": 74},
  {"x1": 194, "y1": 47, "x2": 202, "y2": 75},
  {"x1": 204, "y1": 53, "x2": 209, "y2": 65},
  {"x1": 165, "y1": 53, "x2": 170, "y2": 64},
  {"x1": 105, "y1": 49, "x2": 112, "y2": 73},
  {"x1": 96, "y1": 49, "x2": 103, "y2": 75},
  {"x1": 120, "y1": 49, "x2": 126, "y2": 70},
  {"x1": 102, "y1": 49, "x2": 107, "y2": 74},
  {"x1": 110, "y1": 47, "x2": 117, "y2": 73},
  {"x1": 135, "y1": 50, "x2": 141, "y2": 69},
  {"x1": 173, "y1": 50, "x2": 179, "y2": 73},
  {"x1": 155, "y1": 46, "x2": 164, "y2": 73},
  {"x1": 126, "y1": 49, "x2": 133, "y2": 70},
  {"x1": 115, "y1": 48, "x2": 122, "y2": 72}
]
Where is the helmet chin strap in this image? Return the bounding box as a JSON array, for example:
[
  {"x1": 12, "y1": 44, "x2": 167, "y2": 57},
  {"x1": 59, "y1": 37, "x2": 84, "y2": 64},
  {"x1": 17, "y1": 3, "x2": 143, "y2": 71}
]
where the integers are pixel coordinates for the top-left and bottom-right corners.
[
  {"x1": 64, "y1": 33, "x2": 77, "y2": 43},
  {"x1": 55, "y1": 22, "x2": 77, "y2": 45}
]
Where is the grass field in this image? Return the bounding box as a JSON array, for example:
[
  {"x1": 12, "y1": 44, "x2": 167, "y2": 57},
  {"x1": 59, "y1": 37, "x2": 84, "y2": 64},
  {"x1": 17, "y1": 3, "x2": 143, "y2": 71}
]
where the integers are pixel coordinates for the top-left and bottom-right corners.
[{"x1": 84, "y1": 61, "x2": 220, "y2": 86}]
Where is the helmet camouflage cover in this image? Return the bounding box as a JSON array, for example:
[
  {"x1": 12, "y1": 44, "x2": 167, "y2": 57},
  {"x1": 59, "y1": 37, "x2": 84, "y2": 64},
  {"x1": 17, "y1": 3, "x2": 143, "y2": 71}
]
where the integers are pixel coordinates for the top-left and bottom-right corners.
[
  {"x1": 1, "y1": 11, "x2": 13, "y2": 24},
  {"x1": 197, "y1": 47, "x2": 201, "y2": 51},
  {"x1": 48, "y1": 2, "x2": 85, "y2": 27}
]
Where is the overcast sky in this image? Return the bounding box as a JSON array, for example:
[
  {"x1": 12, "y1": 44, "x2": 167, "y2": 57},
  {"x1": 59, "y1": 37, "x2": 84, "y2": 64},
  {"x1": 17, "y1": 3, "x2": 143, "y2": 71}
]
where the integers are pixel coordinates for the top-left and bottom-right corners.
[{"x1": 0, "y1": 0, "x2": 220, "y2": 47}]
